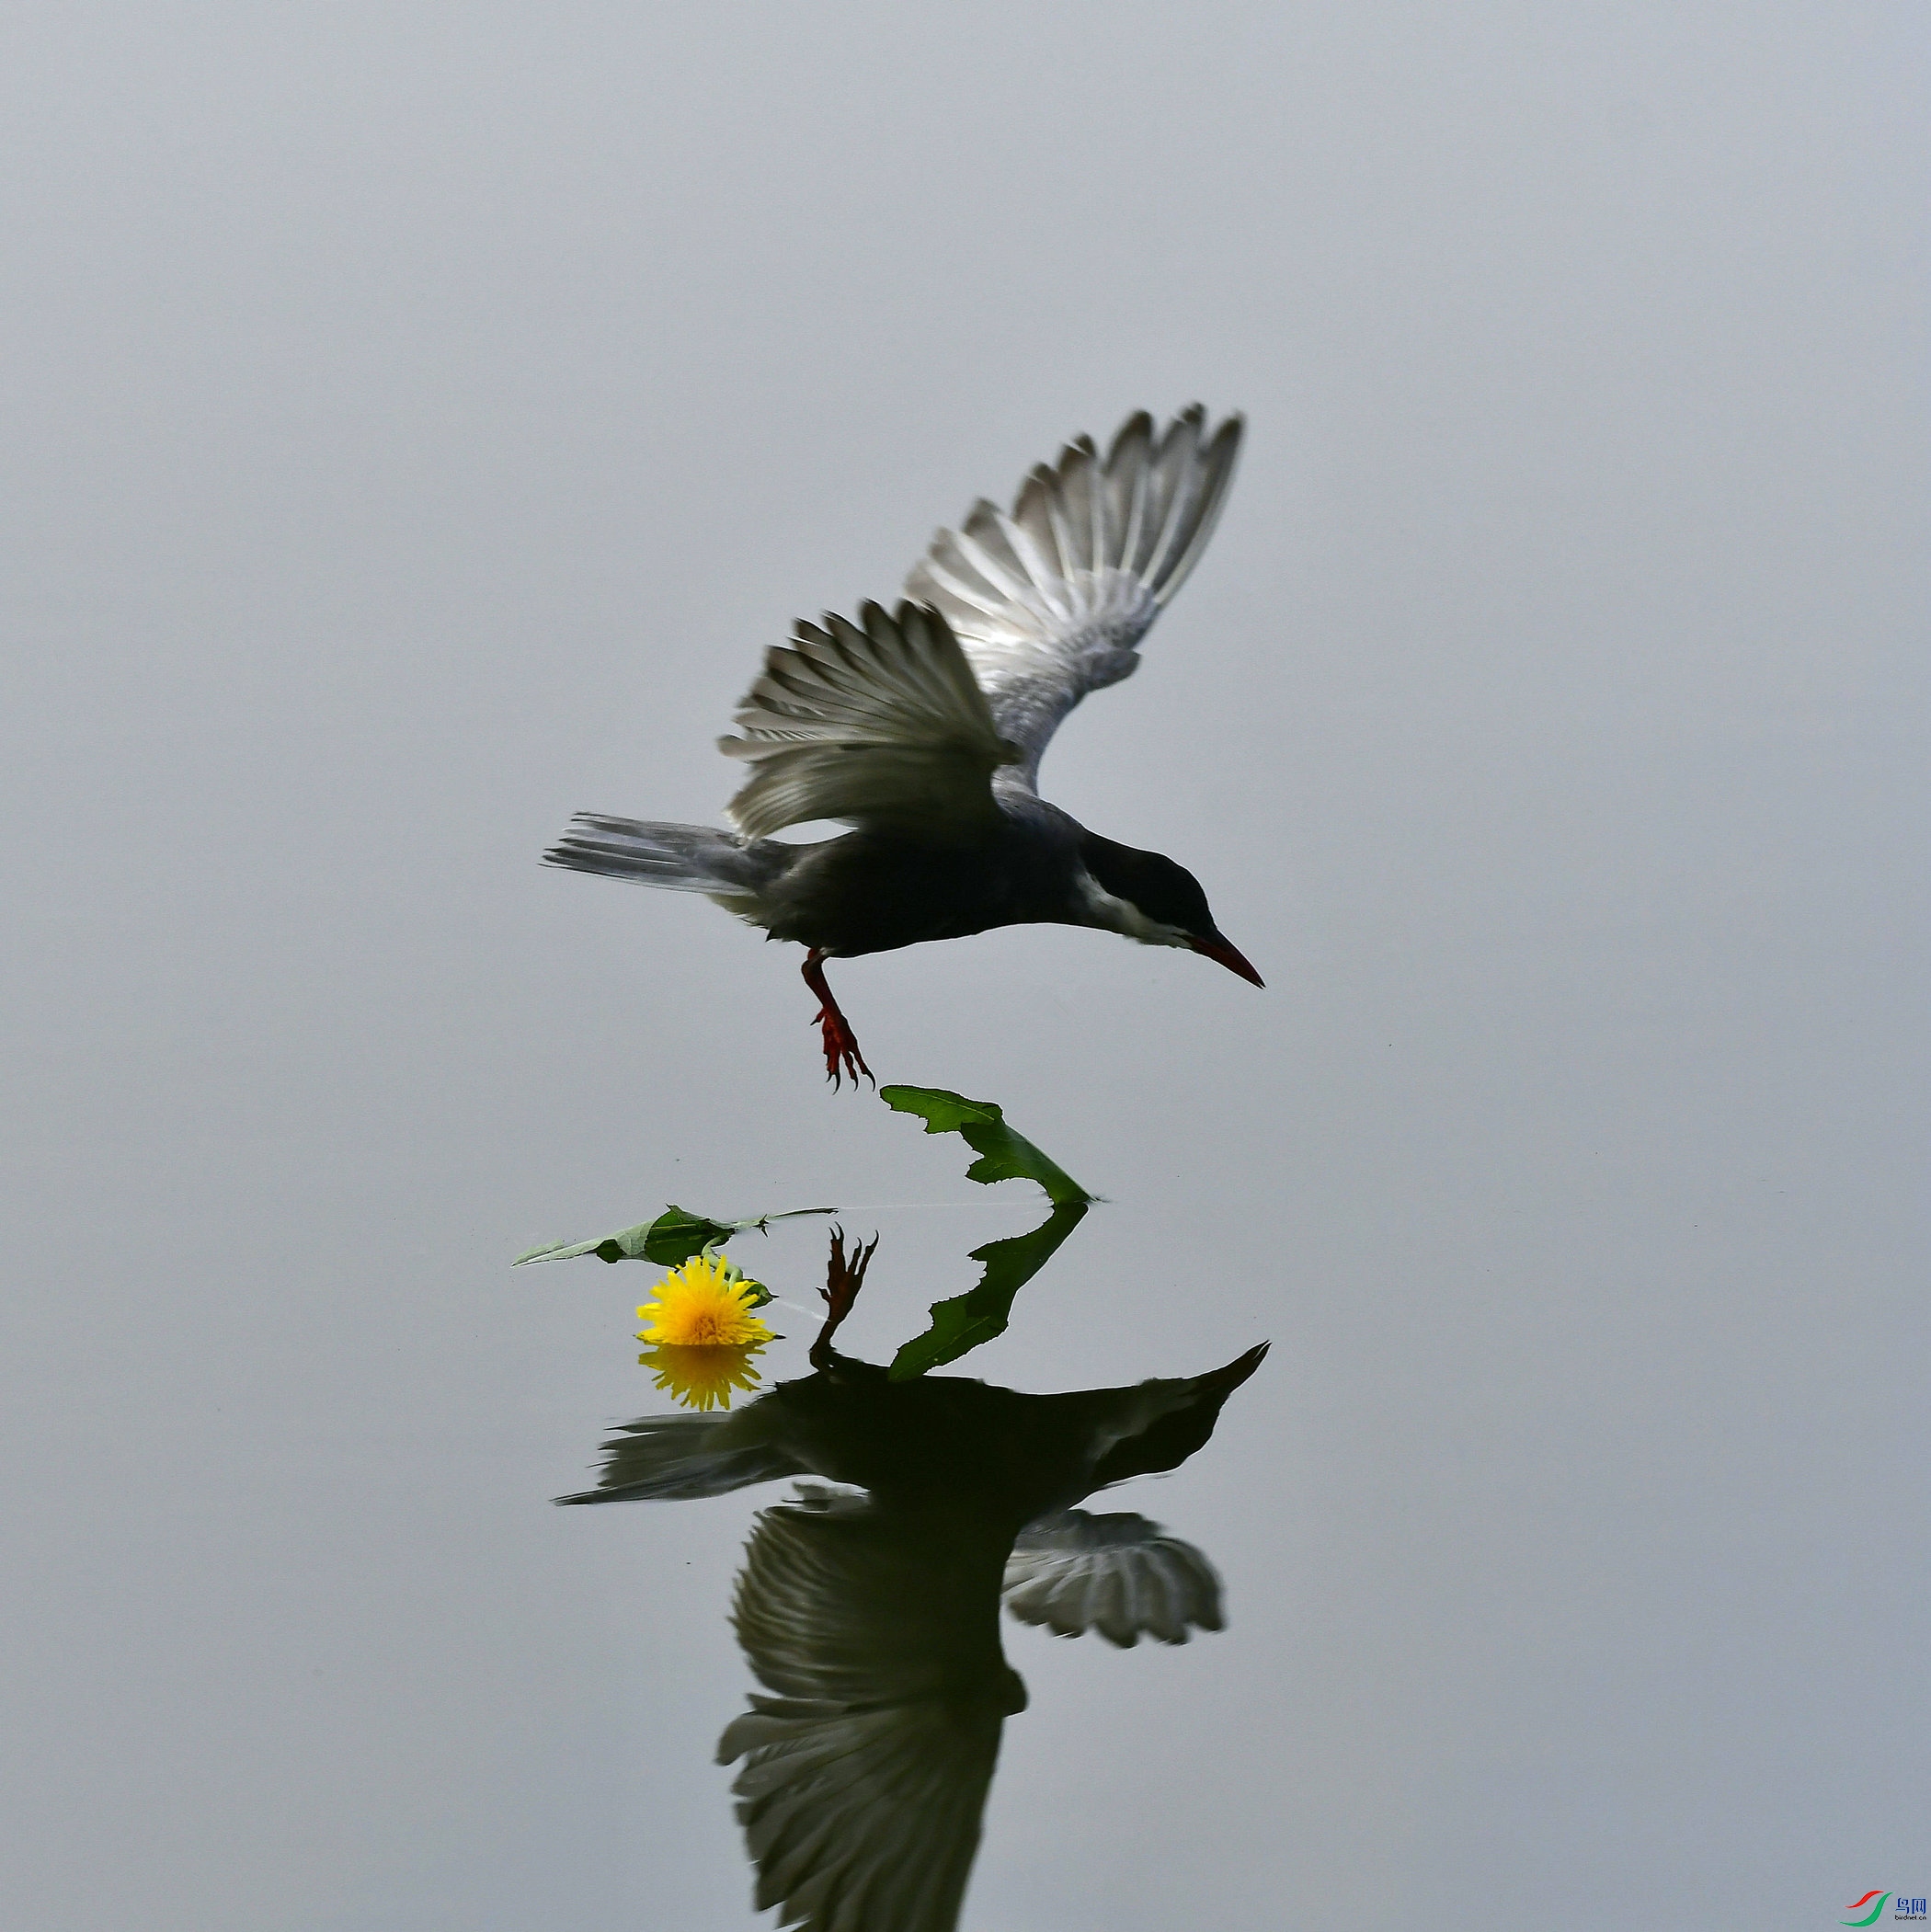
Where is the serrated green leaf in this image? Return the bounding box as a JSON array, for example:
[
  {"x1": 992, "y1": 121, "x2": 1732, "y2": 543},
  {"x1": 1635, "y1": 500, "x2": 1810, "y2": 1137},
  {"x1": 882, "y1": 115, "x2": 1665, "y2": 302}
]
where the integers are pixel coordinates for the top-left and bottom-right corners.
[
  {"x1": 878, "y1": 1086, "x2": 1092, "y2": 1205},
  {"x1": 512, "y1": 1222, "x2": 665, "y2": 1267},
  {"x1": 886, "y1": 1199, "x2": 1090, "y2": 1379},
  {"x1": 636, "y1": 1206, "x2": 739, "y2": 1265},
  {"x1": 513, "y1": 1204, "x2": 833, "y2": 1272}
]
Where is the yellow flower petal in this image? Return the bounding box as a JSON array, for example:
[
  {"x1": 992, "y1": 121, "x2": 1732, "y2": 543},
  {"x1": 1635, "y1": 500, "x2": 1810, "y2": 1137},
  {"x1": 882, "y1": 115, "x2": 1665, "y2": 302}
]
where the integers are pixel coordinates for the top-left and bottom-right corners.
[{"x1": 635, "y1": 1249, "x2": 775, "y2": 1348}]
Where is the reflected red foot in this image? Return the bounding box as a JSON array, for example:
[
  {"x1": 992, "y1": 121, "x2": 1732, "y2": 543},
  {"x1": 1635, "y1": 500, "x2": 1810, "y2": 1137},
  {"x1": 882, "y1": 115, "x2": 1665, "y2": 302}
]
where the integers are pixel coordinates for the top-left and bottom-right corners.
[
  {"x1": 800, "y1": 950, "x2": 874, "y2": 1090},
  {"x1": 811, "y1": 1226, "x2": 877, "y2": 1366}
]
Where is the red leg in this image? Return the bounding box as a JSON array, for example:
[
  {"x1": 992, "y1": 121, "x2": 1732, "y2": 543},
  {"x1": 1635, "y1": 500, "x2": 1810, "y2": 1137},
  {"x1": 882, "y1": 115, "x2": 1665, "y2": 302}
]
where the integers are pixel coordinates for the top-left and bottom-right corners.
[{"x1": 801, "y1": 949, "x2": 873, "y2": 1089}]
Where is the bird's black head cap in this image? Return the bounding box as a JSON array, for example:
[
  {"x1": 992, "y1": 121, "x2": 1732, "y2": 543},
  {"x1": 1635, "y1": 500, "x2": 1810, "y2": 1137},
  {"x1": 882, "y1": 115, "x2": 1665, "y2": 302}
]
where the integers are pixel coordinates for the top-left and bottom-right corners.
[
  {"x1": 1078, "y1": 832, "x2": 1264, "y2": 985},
  {"x1": 1080, "y1": 833, "x2": 1216, "y2": 934}
]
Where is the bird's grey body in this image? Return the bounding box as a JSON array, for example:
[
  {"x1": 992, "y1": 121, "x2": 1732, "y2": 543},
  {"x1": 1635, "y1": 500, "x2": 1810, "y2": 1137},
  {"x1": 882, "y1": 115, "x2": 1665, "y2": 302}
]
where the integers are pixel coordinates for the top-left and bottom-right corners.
[{"x1": 558, "y1": 794, "x2": 1084, "y2": 956}]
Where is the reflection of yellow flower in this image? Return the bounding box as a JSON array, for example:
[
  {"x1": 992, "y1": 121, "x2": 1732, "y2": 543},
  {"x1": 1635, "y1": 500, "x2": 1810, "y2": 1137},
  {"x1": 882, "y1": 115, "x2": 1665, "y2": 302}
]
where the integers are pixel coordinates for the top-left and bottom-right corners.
[
  {"x1": 636, "y1": 1250, "x2": 774, "y2": 1347},
  {"x1": 640, "y1": 1343, "x2": 767, "y2": 1411}
]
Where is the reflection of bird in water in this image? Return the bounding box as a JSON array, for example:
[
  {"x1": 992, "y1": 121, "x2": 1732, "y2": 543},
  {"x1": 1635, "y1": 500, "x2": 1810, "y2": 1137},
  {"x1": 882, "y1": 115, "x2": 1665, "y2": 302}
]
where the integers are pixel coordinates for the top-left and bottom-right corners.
[
  {"x1": 560, "y1": 1238, "x2": 1265, "y2": 1931},
  {"x1": 545, "y1": 406, "x2": 1259, "y2": 1086}
]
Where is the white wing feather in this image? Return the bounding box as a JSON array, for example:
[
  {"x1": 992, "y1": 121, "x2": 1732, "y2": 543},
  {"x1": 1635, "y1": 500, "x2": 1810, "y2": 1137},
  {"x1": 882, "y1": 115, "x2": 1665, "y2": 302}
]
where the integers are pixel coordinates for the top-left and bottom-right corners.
[
  {"x1": 905, "y1": 406, "x2": 1243, "y2": 788},
  {"x1": 718, "y1": 1489, "x2": 1022, "y2": 1932},
  {"x1": 1001, "y1": 1508, "x2": 1225, "y2": 1647},
  {"x1": 718, "y1": 600, "x2": 1018, "y2": 840}
]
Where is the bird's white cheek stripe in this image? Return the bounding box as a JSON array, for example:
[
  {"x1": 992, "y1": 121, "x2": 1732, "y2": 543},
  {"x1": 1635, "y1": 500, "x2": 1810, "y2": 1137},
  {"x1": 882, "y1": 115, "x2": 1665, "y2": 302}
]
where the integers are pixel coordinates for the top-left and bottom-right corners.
[{"x1": 1074, "y1": 874, "x2": 1192, "y2": 949}]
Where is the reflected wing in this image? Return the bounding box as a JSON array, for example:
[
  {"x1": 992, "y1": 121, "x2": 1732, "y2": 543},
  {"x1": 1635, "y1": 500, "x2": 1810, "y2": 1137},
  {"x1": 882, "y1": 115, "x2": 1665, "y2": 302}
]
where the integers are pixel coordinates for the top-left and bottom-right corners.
[
  {"x1": 718, "y1": 600, "x2": 1019, "y2": 840},
  {"x1": 718, "y1": 1489, "x2": 1025, "y2": 1932},
  {"x1": 552, "y1": 1411, "x2": 801, "y2": 1504},
  {"x1": 905, "y1": 406, "x2": 1242, "y2": 788},
  {"x1": 1002, "y1": 1508, "x2": 1225, "y2": 1647}
]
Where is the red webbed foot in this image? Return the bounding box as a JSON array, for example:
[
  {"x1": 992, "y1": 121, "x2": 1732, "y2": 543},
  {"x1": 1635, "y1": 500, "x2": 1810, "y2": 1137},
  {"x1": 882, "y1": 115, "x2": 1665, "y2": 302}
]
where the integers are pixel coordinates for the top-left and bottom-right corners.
[{"x1": 800, "y1": 949, "x2": 874, "y2": 1090}]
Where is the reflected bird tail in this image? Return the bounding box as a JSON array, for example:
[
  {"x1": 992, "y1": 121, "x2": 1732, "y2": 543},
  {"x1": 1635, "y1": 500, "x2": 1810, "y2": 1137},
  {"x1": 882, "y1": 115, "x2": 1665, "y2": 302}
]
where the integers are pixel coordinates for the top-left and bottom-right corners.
[{"x1": 554, "y1": 1412, "x2": 801, "y2": 1504}]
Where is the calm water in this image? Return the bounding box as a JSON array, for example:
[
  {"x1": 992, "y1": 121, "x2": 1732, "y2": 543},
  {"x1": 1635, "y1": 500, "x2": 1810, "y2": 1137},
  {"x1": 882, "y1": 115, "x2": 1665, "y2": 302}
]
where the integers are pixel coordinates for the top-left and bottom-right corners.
[{"x1": 6, "y1": 8, "x2": 1923, "y2": 1928}]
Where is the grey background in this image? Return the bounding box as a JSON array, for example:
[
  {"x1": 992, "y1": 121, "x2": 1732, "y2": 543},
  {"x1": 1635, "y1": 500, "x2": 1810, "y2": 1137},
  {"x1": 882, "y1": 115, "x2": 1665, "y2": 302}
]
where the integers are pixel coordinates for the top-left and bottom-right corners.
[{"x1": 3, "y1": 5, "x2": 1924, "y2": 1927}]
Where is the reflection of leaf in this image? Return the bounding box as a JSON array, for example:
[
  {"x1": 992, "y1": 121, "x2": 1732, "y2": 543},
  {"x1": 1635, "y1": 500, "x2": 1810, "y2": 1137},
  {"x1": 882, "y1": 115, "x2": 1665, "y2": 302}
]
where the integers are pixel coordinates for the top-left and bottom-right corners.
[
  {"x1": 887, "y1": 1200, "x2": 1090, "y2": 1379},
  {"x1": 879, "y1": 1086, "x2": 1092, "y2": 1205},
  {"x1": 513, "y1": 1205, "x2": 833, "y2": 1273}
]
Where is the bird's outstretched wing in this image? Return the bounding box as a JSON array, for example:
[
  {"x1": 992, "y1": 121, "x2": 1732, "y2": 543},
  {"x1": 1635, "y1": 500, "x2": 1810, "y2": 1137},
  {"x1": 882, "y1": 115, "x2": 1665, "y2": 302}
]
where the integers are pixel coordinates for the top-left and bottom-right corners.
[
  {"x1": 718, "y1": 1488, "x2": 1024, "y2": 1932},
  {"x1": 904, "y1": 406, "x2": 1243, "y2": 788},
  {"x1": 1002, "y1": 1508, "x2": 1226, "y2": 1647},
  {"x1": 718, "y1": 600, "x2": 1020, "y2": 840}
]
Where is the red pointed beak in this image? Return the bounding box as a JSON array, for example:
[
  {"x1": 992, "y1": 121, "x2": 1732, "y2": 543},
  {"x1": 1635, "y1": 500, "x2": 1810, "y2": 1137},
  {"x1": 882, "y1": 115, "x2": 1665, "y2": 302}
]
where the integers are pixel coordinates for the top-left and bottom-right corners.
[{"x1": 1190, "y1": 933, "x2": 1265, "y2": 987}]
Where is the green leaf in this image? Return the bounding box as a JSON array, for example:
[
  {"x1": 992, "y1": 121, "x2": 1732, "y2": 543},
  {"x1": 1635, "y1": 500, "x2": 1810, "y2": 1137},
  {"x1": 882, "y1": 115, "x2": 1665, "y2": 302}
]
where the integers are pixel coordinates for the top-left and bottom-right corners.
[
  {"x1": 635, "y1": 1206, "x2": 739, "y2": 1265},
  {"x1": 886, "y1": 1199, "x2": 1090, "y2": 1379},
  {"x1": 512, "y1": 1222, "x2": 668, "y2": 1268},
  {"x1": 878, "y1": 1086, "x2": 1092, "y2": 1205},
  {"x1": 513, "y1": 1204, "x2": 833, "y2": 1273}
]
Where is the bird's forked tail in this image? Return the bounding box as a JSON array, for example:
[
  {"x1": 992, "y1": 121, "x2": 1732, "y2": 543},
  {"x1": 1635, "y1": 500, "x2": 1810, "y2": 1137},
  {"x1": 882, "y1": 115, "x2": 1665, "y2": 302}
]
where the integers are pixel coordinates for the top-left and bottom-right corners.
[{"x1": 543, "y1": 814, "x2": 777, "y2": 900}]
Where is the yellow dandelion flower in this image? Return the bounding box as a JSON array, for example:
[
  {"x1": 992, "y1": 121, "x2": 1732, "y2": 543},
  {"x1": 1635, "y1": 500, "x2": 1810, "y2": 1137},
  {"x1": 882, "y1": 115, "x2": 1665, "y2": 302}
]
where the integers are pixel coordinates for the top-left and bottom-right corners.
[
  {"x1": 636, "y1": 1249, "x2": 774, "y2": 1348},
  {"x1": 640, "y1": 1342, "x2": 767, "y2": 1412}
]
